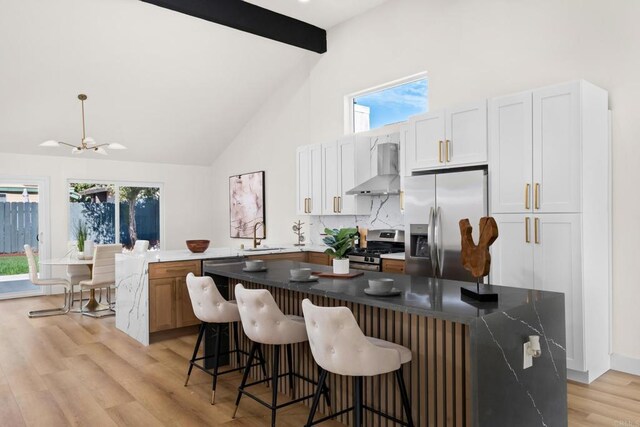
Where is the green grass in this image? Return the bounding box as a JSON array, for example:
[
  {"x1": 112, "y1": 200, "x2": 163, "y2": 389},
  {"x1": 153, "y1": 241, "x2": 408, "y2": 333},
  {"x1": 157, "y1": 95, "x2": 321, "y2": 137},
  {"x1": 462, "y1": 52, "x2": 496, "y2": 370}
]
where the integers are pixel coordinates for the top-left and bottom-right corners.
[{"x1": 0, "y1": 255, "x2": 35, "y2": 275}]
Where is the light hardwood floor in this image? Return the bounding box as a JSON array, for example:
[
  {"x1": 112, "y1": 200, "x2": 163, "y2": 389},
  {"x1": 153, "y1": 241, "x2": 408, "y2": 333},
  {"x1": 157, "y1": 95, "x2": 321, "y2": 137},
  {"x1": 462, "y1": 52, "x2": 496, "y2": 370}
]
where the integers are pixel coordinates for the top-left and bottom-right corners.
[{"x1": 0, "y1": 295, "x2": 638, "y2": 426}]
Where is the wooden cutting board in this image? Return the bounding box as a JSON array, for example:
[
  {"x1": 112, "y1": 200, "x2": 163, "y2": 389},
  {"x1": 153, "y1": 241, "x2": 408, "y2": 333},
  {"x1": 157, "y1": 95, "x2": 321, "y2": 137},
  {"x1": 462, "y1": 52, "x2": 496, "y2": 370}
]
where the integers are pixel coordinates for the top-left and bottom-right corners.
[{"x1": 312, "y1": 271, "x2": 365, "y2": 279}]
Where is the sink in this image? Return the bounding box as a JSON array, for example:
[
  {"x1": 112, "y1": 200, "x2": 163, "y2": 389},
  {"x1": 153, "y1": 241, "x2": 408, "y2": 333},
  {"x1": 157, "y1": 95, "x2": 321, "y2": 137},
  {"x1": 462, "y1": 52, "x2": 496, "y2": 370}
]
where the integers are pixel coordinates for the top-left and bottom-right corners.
[{"x1": 243, "y1": 247, "x2": 286, "y2": 252}]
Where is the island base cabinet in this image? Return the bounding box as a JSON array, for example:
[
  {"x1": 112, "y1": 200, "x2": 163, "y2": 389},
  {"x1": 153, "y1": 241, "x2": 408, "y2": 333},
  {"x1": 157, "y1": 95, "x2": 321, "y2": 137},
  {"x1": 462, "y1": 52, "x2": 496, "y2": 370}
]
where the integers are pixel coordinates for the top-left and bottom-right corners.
[
  {"x1": 149, "y1": 260, "x2": 201, "y2": 333},
  {"x1": 149, "y1": 278, "x2": 176, "y2": 333}
]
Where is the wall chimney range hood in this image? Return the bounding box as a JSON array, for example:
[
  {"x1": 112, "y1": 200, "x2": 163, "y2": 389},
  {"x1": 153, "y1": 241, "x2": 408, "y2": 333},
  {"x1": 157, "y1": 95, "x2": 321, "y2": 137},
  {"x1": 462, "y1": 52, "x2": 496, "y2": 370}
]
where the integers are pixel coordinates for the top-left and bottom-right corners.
[{"x1": 346, "y1": 142, "x2": 400, "y2": 196}]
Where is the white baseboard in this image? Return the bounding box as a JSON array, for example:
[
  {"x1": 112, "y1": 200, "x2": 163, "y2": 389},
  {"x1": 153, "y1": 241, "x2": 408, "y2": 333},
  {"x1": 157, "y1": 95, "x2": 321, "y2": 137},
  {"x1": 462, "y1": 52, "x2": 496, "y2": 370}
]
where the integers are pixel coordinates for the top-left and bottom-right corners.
[{"x1": 611, "y1": 353, "x2": 640, "y2": 376}]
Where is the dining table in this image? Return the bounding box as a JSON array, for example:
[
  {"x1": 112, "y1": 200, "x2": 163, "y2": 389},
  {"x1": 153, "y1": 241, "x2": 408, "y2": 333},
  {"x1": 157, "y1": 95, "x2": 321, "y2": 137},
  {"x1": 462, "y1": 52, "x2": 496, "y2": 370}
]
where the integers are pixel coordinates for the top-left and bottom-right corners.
[{"x1": 39, "y1": 256, "x2": 110, "y2": 314}]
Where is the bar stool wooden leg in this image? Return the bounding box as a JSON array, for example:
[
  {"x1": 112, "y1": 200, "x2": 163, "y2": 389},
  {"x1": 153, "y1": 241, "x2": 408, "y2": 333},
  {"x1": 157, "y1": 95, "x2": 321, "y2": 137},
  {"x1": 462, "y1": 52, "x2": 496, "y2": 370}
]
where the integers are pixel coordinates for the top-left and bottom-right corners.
[
  {"x1": 396, "y1": 367, "x2": 414, "y2": 427},
  {"x1": 184, "y1": 323, "x2": 206, "y2": 386},
  {"x1": 233, "y1": 342, "x2": 258, "y2": 418},
  {"x1": 210, "y1": 323, "x2": 222, "y2": 404}
]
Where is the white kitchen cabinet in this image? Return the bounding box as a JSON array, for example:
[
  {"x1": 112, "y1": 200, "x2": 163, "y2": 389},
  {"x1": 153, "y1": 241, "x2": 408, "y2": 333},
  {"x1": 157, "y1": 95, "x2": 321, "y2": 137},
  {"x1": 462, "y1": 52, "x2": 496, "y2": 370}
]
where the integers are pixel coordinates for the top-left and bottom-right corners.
[
  {"x1": 533, "y1": 214, "x2": 583, "y2": 371},
  {"x1": 533, "y1": 82, "x2": 581, "y2": 213},
  {"x1": 296, "y1": 144, "x2": 322, "y2": 215},
  {"x1": 489, "y1": 214, "x2": 534, "y2": 290},
  {"x1": 406, "y1": 101, "x2": 487, "y2": 172},
  {"x1": 406, "y1": 110, "x2": 445, "y2": 170},
  {"x1": 445, "y1": 101, "x2": 488, "y2": 166},
  {"x1": 321, "y1": 141, "x2": 339, "y2": 215},
  {"x1": 489, "y1": 92, "x2": 533, "y2": 213},
  {"x1": 490, "y1": 82, "x2": 582, "y2": 214},
  {"x1": 491, "y1": 213, "x2": 583, "y2": 371},
  {"x1": 320, "y1": 136, "x2": 370, "y2": 216},
  {"x1": 489, "y1": 80, "x2": 609, "y2": 383}
]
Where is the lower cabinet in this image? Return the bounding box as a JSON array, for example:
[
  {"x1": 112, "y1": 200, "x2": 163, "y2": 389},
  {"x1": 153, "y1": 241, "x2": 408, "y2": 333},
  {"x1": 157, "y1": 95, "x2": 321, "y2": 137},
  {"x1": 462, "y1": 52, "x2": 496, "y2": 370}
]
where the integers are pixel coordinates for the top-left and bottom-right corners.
[
  {"x1": 149, "y1": 260, "x2": 201, "y2": 333},
  {"x1": 307, "y1": 252, "x2": 330, "y2": 266},
  {"x1": 381, "y1": 259, "x2": 406, "y2": 274},
  {"x1": 491, "y1": 213, "x2": 583, "y2": 371}
]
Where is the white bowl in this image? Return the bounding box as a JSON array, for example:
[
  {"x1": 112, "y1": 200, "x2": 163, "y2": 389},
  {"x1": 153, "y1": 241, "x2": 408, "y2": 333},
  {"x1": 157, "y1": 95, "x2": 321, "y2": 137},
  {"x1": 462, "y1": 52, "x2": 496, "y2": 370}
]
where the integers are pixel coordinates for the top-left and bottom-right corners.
[
  {"x1": 245, "y1": 260, "x2": 265, "y2": 270},
  {"x1": 290, "y1": 268, "x2": 312, "y2": 280},
  {"x1": 368, "y1": 278, "x2": 394, "y2": 293}
]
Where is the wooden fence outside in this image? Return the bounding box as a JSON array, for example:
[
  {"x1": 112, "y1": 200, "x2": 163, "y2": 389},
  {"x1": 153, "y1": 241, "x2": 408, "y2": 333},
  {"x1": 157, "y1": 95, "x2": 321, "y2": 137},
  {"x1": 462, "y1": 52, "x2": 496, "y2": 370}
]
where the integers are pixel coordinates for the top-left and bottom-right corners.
[{"x1": 0, "y1": 202, "x2": 38, "y2": 254}]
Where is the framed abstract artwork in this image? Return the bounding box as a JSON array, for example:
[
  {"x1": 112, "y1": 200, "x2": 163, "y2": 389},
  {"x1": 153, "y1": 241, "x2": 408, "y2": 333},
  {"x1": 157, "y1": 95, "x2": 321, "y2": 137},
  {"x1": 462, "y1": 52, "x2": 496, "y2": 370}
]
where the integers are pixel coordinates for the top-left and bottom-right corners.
[{"x1": 229, "y1": 171, "x2": 265, "y2": 239}]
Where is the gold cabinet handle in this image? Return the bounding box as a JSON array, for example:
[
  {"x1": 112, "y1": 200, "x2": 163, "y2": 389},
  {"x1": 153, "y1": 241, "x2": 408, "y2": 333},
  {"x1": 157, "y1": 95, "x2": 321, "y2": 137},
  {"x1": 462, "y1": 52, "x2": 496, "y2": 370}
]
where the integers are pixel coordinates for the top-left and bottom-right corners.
[
  {"x1": 534, "y1": 183, "x2": 540, "y2": 210},
  {"x1": 400, "y1": 190, "x2": 405, "y2": 210},
  {"x1": 445, "y1": 139, "x2": 451, "y2": 162},
  {"x1": 525, "y1": 217, "x2": 530, "y2": 243},
  {"x1": 333, "y1": 196, "x2": 338, "y2": 213},
  {"x1": 534, "y1": 217, "x2": 540, "y2": 244},
  {"x1": 338, "y1": 196, "x2": 342, "y2": 213},
  {"x1": 307, "y1": 198, "x2": 310, "y2": 213},
  {"x1": 308, "y1": 198, "x2": 312, "y2": 213},
  {"x1": 304, "y1": 198, "x2": 307, "y2": 213},
  {"x1": 438, "y1": 140, "x2": 443, "y2": 163},
  {"x1": 525, "y1": 184, "x2": 531, "y2": 210}
]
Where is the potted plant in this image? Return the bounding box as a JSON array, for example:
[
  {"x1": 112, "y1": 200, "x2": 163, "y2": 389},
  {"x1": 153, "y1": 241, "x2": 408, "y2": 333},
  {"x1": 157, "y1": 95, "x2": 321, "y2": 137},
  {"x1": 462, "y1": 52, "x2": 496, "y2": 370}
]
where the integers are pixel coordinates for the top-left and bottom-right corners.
[
  {"x1": 323, "y1": 227, "x2": 358, "y2": 274},
  {"x1": 74, "y1": 220, "x2": 88, "y2": 259}
]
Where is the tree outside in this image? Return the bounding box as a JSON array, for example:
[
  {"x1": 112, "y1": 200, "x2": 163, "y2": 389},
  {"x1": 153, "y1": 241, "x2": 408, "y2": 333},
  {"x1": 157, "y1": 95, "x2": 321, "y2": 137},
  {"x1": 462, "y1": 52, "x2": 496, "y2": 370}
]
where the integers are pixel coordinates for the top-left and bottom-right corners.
[{"x1": 69, "y1": 183, "x2": 160, "y2": 249}]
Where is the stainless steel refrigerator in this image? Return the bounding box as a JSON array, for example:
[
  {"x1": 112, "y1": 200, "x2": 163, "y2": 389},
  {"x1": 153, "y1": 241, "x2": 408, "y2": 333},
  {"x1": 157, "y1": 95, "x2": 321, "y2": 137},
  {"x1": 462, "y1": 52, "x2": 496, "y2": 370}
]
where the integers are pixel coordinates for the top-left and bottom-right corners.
[{"x1": 404, "y1": 167, "x2": 488, "y2": 282}]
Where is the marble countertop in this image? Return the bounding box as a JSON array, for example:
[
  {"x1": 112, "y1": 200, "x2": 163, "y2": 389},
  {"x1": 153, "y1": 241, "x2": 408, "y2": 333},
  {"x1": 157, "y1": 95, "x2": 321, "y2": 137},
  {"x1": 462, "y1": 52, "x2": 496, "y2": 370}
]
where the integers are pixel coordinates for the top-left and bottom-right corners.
[
  {"x1": 116, "y1": 245, "x2": 329, "y2": 264},
  {"x1": 380, "y1": 252, "x2": 405, "y2": 260},
  {"x1": 203, "y1": 260, "x2": 564, "y2": 324}
]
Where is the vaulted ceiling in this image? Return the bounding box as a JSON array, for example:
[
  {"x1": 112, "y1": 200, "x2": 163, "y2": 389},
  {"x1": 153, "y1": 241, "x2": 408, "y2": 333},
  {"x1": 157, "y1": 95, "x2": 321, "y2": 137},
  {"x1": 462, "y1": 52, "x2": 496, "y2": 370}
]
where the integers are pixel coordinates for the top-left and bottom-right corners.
[{"x1": 0, "y1": 0, "x2": 387, "y2": 165}]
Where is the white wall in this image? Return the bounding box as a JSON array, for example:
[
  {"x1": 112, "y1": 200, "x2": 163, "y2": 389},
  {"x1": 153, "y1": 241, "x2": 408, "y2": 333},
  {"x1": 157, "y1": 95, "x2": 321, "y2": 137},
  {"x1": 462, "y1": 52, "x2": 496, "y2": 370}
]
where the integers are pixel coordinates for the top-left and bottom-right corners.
[
  {"x1": 210, "y1": 0, "x2": 640, "y2": 362},
  {"x1": 0, "y1": 152, "x2": 213, "y2": 276}
]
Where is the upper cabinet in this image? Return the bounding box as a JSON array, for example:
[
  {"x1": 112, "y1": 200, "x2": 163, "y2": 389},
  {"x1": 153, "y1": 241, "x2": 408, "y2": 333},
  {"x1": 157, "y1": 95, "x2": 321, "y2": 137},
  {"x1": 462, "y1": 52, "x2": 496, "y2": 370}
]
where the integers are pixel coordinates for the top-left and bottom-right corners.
[
  {"x1": 490, "y1": 82, "x2": 582, "y2": 214},
  {"x1": 296, "y1": 144, "x2": 322, "y2": 215},
  {"x1": 405, "y1": 100, "x2": 487, "y2": 173},
  {"x1": 321, "y1": 135, "x2": 371, "y2": 215}
]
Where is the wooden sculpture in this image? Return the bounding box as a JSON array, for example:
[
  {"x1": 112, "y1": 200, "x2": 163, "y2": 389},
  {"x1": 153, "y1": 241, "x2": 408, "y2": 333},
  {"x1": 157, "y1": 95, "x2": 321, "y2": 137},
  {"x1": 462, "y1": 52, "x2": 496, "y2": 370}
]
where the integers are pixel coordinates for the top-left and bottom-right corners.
[{"x1": 459, "y1": 217, "x2": 499, "y2": 301}]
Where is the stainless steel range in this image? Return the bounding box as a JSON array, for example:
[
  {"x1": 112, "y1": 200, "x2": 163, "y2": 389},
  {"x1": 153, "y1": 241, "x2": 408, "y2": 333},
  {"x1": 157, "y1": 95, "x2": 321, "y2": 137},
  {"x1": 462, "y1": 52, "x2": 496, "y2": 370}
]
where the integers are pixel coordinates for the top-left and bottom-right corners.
[{"x1": 348, "y1": 229, "x2": 405, "y2": 272}]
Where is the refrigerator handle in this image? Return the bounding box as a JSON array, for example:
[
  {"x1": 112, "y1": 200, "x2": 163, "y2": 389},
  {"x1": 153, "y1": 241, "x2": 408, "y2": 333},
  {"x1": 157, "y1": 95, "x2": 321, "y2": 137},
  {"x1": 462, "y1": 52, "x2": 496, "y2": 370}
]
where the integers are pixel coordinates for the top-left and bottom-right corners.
[
  {"x1": 434, "y1": 207, "x2": 443, "y2": 277},
  {"x1": 428, "y1": 207, "x2": 437, "y2": 275}
]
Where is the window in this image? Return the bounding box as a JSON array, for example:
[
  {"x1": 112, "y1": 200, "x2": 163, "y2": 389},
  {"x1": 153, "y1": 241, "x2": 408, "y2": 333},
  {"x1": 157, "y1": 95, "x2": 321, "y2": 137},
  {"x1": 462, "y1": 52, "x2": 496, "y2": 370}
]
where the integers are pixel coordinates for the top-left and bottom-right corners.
[
  {"x1": 69, "y1": 181, "x2": 161, "y2": 250},
  {"x1": 350, "y1": 76, "x2": 428, "y2": 132}
]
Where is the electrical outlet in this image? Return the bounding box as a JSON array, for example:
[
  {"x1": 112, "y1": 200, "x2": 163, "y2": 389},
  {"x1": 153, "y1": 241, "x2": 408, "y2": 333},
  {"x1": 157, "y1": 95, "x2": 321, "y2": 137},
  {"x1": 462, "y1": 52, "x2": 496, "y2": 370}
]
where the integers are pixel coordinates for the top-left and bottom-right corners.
[{"x1": 523, "y1": 343, "x2": 533, "y2": 369}]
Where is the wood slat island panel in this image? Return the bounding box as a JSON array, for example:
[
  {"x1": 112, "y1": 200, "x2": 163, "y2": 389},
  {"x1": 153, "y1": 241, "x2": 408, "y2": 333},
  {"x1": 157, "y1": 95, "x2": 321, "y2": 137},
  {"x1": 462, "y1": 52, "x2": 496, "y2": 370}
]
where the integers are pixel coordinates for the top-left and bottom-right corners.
[{"x1": 231, "y1": 280, "x2": 471, "y2": 427}]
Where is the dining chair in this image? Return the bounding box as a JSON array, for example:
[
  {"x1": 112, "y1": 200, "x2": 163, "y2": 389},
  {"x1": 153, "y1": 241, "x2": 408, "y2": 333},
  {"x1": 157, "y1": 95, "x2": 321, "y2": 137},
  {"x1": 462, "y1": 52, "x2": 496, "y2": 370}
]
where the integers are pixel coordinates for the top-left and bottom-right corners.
[
  {"x1": 133, "y1": 240, "x2": 149, "y2": 253},
  {"x1": 78, "y1": 244, "x2": 122, "y2": 318},
  {"x1": 24, "y1": 244, "x2": 72, "y2": 318}
]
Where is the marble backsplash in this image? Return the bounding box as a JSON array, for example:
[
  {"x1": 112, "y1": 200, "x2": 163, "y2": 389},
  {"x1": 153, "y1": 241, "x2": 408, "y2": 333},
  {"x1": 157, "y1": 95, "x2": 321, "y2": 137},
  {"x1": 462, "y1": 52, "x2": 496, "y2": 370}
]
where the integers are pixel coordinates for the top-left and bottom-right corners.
[{"x1": 308, "y1": 194, "x2": 404, "y2": 245}]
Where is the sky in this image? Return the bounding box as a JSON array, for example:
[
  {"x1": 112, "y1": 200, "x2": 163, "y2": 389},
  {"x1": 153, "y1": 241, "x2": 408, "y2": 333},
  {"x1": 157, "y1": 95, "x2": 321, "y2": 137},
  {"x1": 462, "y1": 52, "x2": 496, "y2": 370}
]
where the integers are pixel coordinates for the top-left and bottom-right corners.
[{"x1": 354, "y1": 78, "x2": 428, "y2": 130}]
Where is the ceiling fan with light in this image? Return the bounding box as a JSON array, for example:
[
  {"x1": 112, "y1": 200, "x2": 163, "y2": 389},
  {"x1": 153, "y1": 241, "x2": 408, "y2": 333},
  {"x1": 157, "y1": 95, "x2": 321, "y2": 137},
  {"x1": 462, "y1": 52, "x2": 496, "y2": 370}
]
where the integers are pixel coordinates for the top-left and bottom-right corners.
[{"x1": 40, "y1": 94, "x2": 126, "y2": 155}]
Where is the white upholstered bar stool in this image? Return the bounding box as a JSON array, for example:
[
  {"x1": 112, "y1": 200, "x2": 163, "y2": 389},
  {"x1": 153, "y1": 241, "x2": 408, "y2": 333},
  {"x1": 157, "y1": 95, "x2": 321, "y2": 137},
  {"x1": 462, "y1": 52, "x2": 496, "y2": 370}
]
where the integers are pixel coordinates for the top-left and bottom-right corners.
[
  {"x1": 78, "y1": 244, "x2": 121, "y2": 318},
  {"x1": 233, "y1": 284, "x2": 329, "y2": 427},
  {"x1": 184, "y1": 273, "x2": 267, "y2": 404},
  {"x1": 302, "y1": 299, "x2": 415, "y2": 427},
  {"x1": 24, "y1": 244, "x2": 71, "y2": 318}
]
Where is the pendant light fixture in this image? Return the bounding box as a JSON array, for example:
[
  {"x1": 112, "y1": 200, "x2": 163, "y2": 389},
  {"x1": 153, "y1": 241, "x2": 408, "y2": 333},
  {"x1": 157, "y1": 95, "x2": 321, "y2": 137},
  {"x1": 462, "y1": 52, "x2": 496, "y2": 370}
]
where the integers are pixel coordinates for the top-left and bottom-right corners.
[{"x1": 40, "y1": 94, "x2": 126, "y2": 155}]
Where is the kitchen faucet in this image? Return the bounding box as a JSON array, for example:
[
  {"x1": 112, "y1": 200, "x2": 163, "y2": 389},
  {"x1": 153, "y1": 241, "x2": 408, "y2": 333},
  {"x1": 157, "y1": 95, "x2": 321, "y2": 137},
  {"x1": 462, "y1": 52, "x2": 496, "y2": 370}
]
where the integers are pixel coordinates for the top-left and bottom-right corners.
[{"x1": 253, "y1": 221, "x2": 265, "y2": 249}]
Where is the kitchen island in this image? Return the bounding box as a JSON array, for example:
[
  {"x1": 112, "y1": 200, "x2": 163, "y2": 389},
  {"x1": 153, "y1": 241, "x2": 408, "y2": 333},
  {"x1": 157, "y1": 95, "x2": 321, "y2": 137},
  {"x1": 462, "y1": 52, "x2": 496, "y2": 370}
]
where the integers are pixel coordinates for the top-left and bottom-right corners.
[
  {"x1": 114, "y1": 246, "x2": 328, "y2": 345},
  {"x1": 204, "y1": 260, "x2": 567, "y2": 427}
]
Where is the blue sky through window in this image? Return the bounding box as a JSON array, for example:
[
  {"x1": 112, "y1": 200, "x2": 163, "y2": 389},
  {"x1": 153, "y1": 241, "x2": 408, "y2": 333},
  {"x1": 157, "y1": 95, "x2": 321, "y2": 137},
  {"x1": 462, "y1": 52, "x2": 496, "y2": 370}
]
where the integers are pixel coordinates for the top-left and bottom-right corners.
[{"x1": 354, "y1": 78, "x2": 428, "y2": 131}]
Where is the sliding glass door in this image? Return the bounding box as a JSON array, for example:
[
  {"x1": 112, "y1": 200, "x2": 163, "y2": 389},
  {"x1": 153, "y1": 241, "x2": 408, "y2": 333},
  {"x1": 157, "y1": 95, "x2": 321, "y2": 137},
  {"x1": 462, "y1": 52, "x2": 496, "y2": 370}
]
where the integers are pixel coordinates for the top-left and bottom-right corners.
[{"x1": 0, "y1": 176, "x2": 50, "y2": 299}]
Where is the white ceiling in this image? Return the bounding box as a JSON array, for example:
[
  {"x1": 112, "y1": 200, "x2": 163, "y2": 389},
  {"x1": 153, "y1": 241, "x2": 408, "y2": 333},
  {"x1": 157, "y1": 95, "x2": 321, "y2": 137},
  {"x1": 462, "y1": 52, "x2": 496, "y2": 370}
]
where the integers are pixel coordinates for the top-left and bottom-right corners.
[
  {"x1": 0, "y1": 0, "x2": 386, "y2": 166},
  {"x1": 245, "y1": 0, "x2": 389, "y2": 29}
]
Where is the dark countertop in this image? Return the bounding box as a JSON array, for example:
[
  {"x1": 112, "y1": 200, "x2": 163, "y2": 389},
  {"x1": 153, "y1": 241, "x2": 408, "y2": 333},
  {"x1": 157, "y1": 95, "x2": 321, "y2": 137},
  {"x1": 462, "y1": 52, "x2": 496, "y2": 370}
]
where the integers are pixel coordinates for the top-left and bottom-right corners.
[{"x1": 204, "y1": 260, "x2": 564, "y2": 324}]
